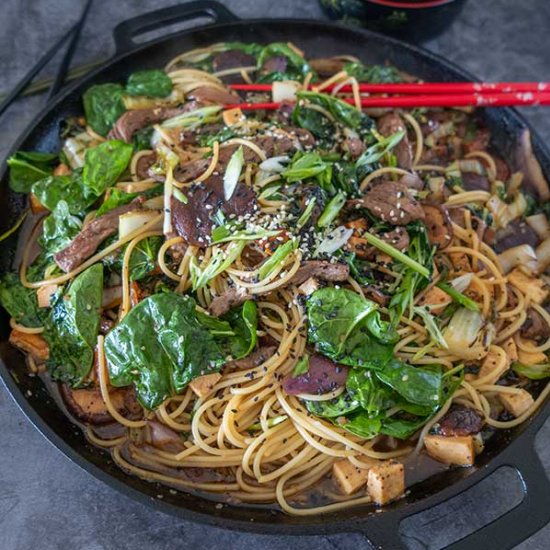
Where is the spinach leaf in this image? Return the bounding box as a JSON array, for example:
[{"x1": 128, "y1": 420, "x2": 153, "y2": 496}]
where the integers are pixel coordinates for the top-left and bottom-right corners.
[
  {"x1": 0, "y1": 272, "x2": 43, "y2": 327},
  {"x1": 343, "y1": 62, "x2": 403, "y2": 84},
  {"x1": 292, "y1": 105, "x2": 335, "y2": 145},
  {"x1": 96, "y1": 183, "x2": 163, "y2": 217},
  {"x1": 304, "y1": 392, "x2": 360, "y2": 418},
  {"x1": 375, "y1": 359, "x2": 443, "y2": 408},
  {"x1": 380, "y1": 415, "x2": 428, "y2": 439},
  {"x1": 257, "y1": 43, "x2": 311, "y2": 82},
  {"x1": 223, "y1": 300, "x2": 258, "y2": 359},
  {"x1": 104, "y1": 292, "x2": 225, "y2": 409},
  {"x1": 7, "y1": 151, "x2": 58, "y2": 193},
  {"x1": 512, "y1": 362, "x2": 550, "y2": 380},
  {"x1": 341, "y1": 411, "x2": 382, "y2": 439},
  {"x1": 198, "y1": 301, "x2": 258, "y2": 361},
  {"x1": 133, "y1": 127, "x2": 154, "y2": 150},
  {"x1": 307, "y1": 287, "x2": 393, "y2": 368},
  {"x1": 31, "y1": 169, "x2": 92, "y2": 214},
  {"x1": 295, "y1": 91, "x2": 374, "y2": 140},
  {"x1": 83, "y1": 140, "x2": 133, "y2": 196},
  {"x1": 128, "y1": 236, "x2": 163, "y2": 281},
  {"x1": 45, "y1": 264, "x2": 103, "y2": 386},
  {"x1": 126, "y1": 70, "x2": 173, "y2": 97},
  {"x1": 40, "y1": 200, "x2": 82, "y2": 256},
  {"x1": 83, "y1": 83, "x2": 126, "y2": 137},
  {"x1": 346, "y1": 369, "x2": 396, "y2": 414}
]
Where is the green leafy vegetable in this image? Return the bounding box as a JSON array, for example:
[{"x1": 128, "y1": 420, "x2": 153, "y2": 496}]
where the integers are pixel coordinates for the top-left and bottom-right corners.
[
  {"x1": 258, "y1": 239, "x2": 297, "y2": 280},
  {"x1": 307, "y1": 287, "x2": 394, "y2": 368},
  {"x1": 343, "y1": 62, "x2": 403, "y2": 84},
  {"x1": 304, "y1": 392, "x2": 360, "y2": 418},
  {"x1": 126, "y1": 70, "x2": 173, "y2": 97},
  {"x1": 0, "y1": 272, "x2": 43, "y2": 327},
  {"x1": 282, "y1": 152, "x2": 332, "y2": 189},
  {"x1": 413, "y1": 306, "x2": 448, "y2": 349},
  {"x1": 82, "y1": 140, "x2": 133, "y2": 196},
  {"x1": 83, "y1": 83, "x2": 126, "y2": 137},
  {"x1": 512, "y1": 362, "x2": 550, "y2": 380},
  {"x1": 96, "y1": 184, "x2": 163, "y2": 217},
  {"x1": 257, "y1": 43, "x2": 311, "y2": 82},
  {"x1": 7, "y1": 151, "x2": 58, "y2": 193},
  {"x1": 104, "y1": 292, "x2": 224, "y2": 408},
  {"x1": 128, "y1": 236, "x2": 163, "y2": 281},
  {"x1": 45, "y1": 264, "x2": 103, "y2": 386},
  {"x1": 296, "y1": 197, "x2": 317, "y2": 229},
  {"x1": 222, "y1": 300, "x2": 258, "y2": 359},
  {"x1": 162, "y1": 105, "x2": 222, "y2": 130},
  {"x1": 31, "y1": 169, "x2": 92, "y2": 214},
  {"x1": 40, "y1": 200, "x2": 82, "y2": 256},
  {"x1": 341, "y1": 412, "x2": 382, "y2": 439},
  {"x1": 375, "y1": 359, "x2": 443, "y2": 408},
  {"x1": 294, "y1": 91, "x2": 374, "y2": 140}
]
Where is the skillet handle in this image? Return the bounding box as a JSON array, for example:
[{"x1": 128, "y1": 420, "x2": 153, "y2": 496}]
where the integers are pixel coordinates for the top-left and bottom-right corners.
[
  {"x1": 443, "y1": 450, "x2": 550, "y2": 550},
  {"x1": 113, "y1": 1, "x2": 240, "y2": 55}
]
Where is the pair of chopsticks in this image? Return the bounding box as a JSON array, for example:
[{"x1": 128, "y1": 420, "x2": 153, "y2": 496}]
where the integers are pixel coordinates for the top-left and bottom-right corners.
[{"x1": 225, "y1": 82, "x2": 550, "y2": 110}]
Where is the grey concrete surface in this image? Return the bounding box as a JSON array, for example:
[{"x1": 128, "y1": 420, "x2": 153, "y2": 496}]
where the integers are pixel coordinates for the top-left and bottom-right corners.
[{"x1": 1, "y1": 1, "x2": 549, "y2": 548}]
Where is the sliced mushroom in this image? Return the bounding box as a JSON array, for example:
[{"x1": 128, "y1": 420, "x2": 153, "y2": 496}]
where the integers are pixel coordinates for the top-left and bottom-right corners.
[{"x1": 422, "y1": 204, "x2": 453, "y2": 249}]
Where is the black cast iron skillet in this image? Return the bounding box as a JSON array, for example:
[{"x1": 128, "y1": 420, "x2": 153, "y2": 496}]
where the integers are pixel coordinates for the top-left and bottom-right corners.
[{"x1": 1, "y1": 3, "x2": 550, "y2": 548}]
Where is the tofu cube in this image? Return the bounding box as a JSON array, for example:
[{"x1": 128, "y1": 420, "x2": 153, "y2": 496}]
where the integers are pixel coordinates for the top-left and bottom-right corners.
[
  {"x1": 424, "y1": 435, "x2": 475, "y2": 466},
  {"x1": 449, "y1": 251, "x2": 471, "y2": 272},
  {"x1": 222, "y1": 107, "x2": 245, "y2": 126},
  {"x1": 297, "y1": 277, "x2": 319, "y2": 296},
  {"x1": 477, "y1": 349, "x2": 510, "y2": 384},
  {"x1": 189, "y1": 373, "x2": 221, "y2": 399},
  {"x1": 499, "y1": 389, "x2": 534, "y2": 418},
  {"x1": 9, "y1": 330, "x2": 49, "y2": 361},
  {"x1": 517, "y1": 341, "x2": 547, "y2": 365},
  {"x1": 502, "y1": 338, "x2": 518, "y2": 362},
  {"x1": 367, "y1": 460, "x2": 405, "y2": 505},
  {"x1": 508, "y1": 268, "x2": 548, "y2": 304},
  {"x1": 417, "y1": 286, "x2": 452, "y2": 315},
  {"x1": 332, "y1": 459, "x2": 371, "y2": 495}
]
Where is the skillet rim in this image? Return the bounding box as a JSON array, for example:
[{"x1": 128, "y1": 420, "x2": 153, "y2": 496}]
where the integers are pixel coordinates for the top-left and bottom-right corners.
[{"x1": 1, "y1": 15, "x2": 550, "y2": 539}]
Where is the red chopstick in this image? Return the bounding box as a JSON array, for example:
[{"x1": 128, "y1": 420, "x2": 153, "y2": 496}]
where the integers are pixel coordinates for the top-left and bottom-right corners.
[
  {"x1": 226, "y1": 92, "x2": 550, "y2": 111},
  {"x1": 229, "y1": 82, "x2": 550, "y2": 95}
]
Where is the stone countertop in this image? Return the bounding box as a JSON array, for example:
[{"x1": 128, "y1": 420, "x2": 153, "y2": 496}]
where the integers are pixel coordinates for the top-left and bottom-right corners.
[{"x1": 1, "y1": 1, "x2": 549, "y2": 549}]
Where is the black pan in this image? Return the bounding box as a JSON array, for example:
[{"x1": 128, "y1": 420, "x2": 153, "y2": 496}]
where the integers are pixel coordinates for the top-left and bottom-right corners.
[{"x1": 1, "y1": 3, "x2": 549, "y2": 548}]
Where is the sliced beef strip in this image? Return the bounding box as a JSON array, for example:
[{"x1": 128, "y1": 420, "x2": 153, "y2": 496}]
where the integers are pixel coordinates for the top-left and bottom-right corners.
[
  {"x1": 108, "y1": 107, "x2": 185, "y2": 143},
  {"x1": 289, "y1": 261, "x2": 349, "y2": 286},
  {"x1": 135, "y1": 152, "x2": 157, "y2": 180},
  {"x1": 493, "y1": 219, "x2": 540, "y2": 254},
  {"x1": 60, "y1": 384, "x2": 142, "y2": 425},
  {"x1": 283, "y1": 354, "x2": 349, "y2": 395},
  {"x1": 171, "y1": 174, "x2": 257, "y2": 246},
  {"x1": 186, "y1": 85, "x2": 241, "y2": 105},
  {"x1": 54, "y1": 200, "x2": 143, "y2": 273},
  {"x1": 273, "y1": 100, "x2": 296, "y2": 124},
  {"x1": 382, "y1": 227, "x2": 410, "y2": 251},
  {"x1": 227, "y1": 346, "x2": 277, "y2": 370},
  {"x1": 461, "y1": 171, "x2": 490, "y2": 192},
  {"x1": 361, "y1": 180, "x2": 425, "y2": 226},
  {"x1": 377, "y1": 113, "x2": 413, "y2": 169},
  {"x1": 520, "y1": 307, "x2": 550, "y2": 342},
  {"x1": 212, "y1": 50, "x2": 256, "y2": 84},
  {"x1": 438, "y1": 405, "x2": 484, "y2": 436},
  {"x1": 208, "y1": 287, "x2": 251, "y2": 317},
  {"x1": 400, "y1": 172, "x2": 424, "y2": 191},
  {"x1": 343, "y1": 132, "x2": 365, "y2": 159},
  {"x1": 308, "y1": 57, "x2": 346, "y2": 77}
]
